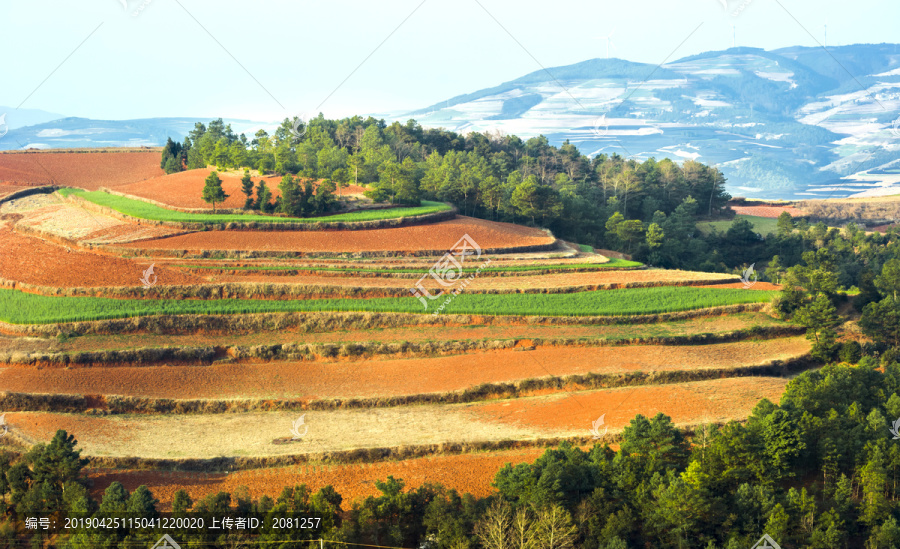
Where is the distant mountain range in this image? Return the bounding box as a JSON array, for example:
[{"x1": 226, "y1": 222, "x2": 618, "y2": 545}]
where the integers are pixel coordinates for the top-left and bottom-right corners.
[
  {"x1": 0, "y1": 114, "x2": 270, "y2": 152},
  {"x1": 2, "y1": 43, "x2": 900, "y2": 200},
  {"x1": 391, "y1": 43, "x2": 900, "y2": 200}
]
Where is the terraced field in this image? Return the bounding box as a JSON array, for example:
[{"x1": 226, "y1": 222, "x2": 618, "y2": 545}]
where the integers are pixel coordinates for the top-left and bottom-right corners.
[{"x1": 0, "y1": 154, "x2": 809, "y2": 509}]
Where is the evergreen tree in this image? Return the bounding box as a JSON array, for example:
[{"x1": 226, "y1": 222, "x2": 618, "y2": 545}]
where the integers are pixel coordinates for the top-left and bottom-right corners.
[
  {"x1": 240, "y1": 170, "x2": 254, "y2": 209},
  {"x1": 201, "y1": 171, "x2": 228, "y2": 213}
]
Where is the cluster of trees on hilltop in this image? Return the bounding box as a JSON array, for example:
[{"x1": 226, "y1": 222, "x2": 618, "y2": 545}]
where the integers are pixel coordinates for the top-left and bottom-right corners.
[{"x1": 160, "y1": 116, "x2": 731, "y2": 249}]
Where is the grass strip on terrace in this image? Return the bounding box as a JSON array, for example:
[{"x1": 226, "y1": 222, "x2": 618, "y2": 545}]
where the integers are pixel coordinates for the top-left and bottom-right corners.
[
  {"x1": 0, "y1": 287, "x2": 776, "y2": 325},
  {"x1": 58, "y1": 188, "x2": 451, "y2": 224},
  {"x1": 173, "y1": 257, "x2": 644, "y2": 273}
]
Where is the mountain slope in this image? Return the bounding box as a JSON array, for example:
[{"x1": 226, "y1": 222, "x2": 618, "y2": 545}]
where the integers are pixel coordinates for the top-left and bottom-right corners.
[{"x1": 395, "y1": 44, "x2": 900, "y2": 199}]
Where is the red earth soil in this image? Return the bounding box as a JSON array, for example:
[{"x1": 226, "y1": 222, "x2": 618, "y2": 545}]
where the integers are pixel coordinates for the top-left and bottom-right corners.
[
  {"x1": 207, "y1": 269, "x2": 735, "y2": 292},
  {"x1": 116, "y1": 169, "x2": 368, "y2": 210},
  {"x1": 0, "y1": 184, "x2": 31, "y2": 200},
  {"x1": 468, "y1": 377, "x2": 788, "y2": 435},
  {"x1": 34, "y1": 313, "x2": 782, "y2": 353},
  {"x1": 1, "y1": 338, "x2": 810, "y2": 400},
  {"x1": 128, "y1": 216, "x2": 554, "y2": 253},
  {"x1": 730, "y1": 204, "x2": 806, "y2": 218},
  {"x1": 0, "y1": 224, "x2": 203, "y2": 288},
  {"x1": 0, "y1": 151, "x2": 163, "y2": 189},
  {"x1": 86, "y1": 447, "x2": 553, "y2": 510}
]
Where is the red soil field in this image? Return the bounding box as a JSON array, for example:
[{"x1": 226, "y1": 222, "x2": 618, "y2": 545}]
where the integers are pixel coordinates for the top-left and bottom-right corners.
[
  {"x1": 1, "y1": 338, "x2": 810, "y2": 400},
  {"x1": 34, "y1": 312, "x2": 785, "y2": 353},
  {"x1": 731, "y1": 204, "x2": 805, "y2": 218},
  {"x1": 469, "y1": 377, "x2": 789, "y2": 435},
  {"x1": 209, "y1": 269, "x2": 735, "y2": 292},
  {"x1": 117, "y1": 169, "x2": 368, "y2": 210},
  {"x1": 87, "y1": 447, "x2": 550, "y2": 510},
  {"x1": 0, "y1": 151, "x2": 163, "y2": 190},
  {"x1": 0, "y1": 184, "x2": 30, "y2": 200},
  {"x1": 128, "y1": 217, "x2": 554, "y2": 253},
  {"x1": 0, "y1": 224, "x2": 202, "y2": 288}
]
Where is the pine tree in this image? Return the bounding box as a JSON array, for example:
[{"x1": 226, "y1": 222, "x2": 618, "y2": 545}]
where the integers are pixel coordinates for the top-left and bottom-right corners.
[
  {"x1": 201, "y1": 171, "x2": 228, "y2": 213},
  {"x1": 241, "y1": 170, "x2": 254, "y2": 210}
]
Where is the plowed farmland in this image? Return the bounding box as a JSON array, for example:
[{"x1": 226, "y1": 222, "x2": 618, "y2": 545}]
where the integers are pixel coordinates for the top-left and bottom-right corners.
[
  {"x1": 0, "y1": 224, "x2": 202, "y2": 287},
  {"x1": 0, "y1": 151, "x2": 818, "y2": 508},
  {"x1": 0, "y1": 338, "x2": 810, "y2": 400},
  {"x1": 470, "y1": 377, "x2": 789, "y2": 434},
  {"x1": 10, "y1": 311, "x2": 791, "y2": 354},
  {"x1": 125, "y1": 216, "x2": 554, "y2": 253},
  {"x1": 0, "y1": 150, "x2": 163, "y2": 189},
  {"x1": 86, "y1": 447, "x2": 552, "y2": 510}
]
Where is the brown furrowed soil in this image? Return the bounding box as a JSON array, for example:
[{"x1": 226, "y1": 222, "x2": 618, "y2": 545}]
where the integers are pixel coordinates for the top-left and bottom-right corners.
[
  {"x1": 86, "y1": 447, "x2": 551, "y2": 510},
  {"x1": 127, "y1": 217, "x2": 553, "y2": 253},
  {"x1": 115, "y1": 169, "x2": 369, "y2": 210},
  {"x1": 0, "y1": 151, "x2": 163, "y2": 189},
  {"x1": 0, "y1": 223, "x2": 203, "y2": 287},
  {"x1": 14, "y1": 312, "x2": 790, "y2": 354},
  {"x1": 209, "y1": 269, "x2": 736, "y2": 292},
  {"x1": 469, "y1": 377, "x2": 789, "y2": 435},
  {"x1": 0, "y1": 338, "x2": 809, "y2": 400}
]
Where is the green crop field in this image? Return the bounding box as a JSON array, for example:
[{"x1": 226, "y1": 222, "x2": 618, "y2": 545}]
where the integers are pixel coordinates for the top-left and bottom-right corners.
[
  {"x1": 175, "y1": 257, "x2": 644, "y2": 274},
  {"x1": 59, "y1": 188, "x2": 451, "y2": 224},
  {"x1": 697, "y1": 215, "x2": 779, "y2": 236},
  {"x1": 0, "y1": 286, "x2": 775, "y2": 324}
]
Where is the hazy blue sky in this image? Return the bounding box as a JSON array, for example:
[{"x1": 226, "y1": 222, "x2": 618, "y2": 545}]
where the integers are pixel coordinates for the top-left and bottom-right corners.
[{"x1": 2, "y1": 0, "x2": 897, "y2": 121}]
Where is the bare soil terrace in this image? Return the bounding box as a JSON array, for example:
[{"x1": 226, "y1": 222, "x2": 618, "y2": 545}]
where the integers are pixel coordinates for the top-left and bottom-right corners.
[
  {"x1": 2, "y1": 312, "x2": 790, "y2": 354},
  {"x1": 0, "y1": 223, "x2": 202, "y2": 288},
  {"x1": 125, "y1": 216, "x2": 554, "y2": 254},
  {"x1": 4, "y1": 377, "x2": 788, "y2": 459},
  {"x1": 87, "y1": 447, "x2": 551, "y2": 510},
  {"x1": 0, "y1": 338, "x2": 810, "y2": 400},
  {"x1": 0, "y1": 151, "x2": 163, "y2": 189}
]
